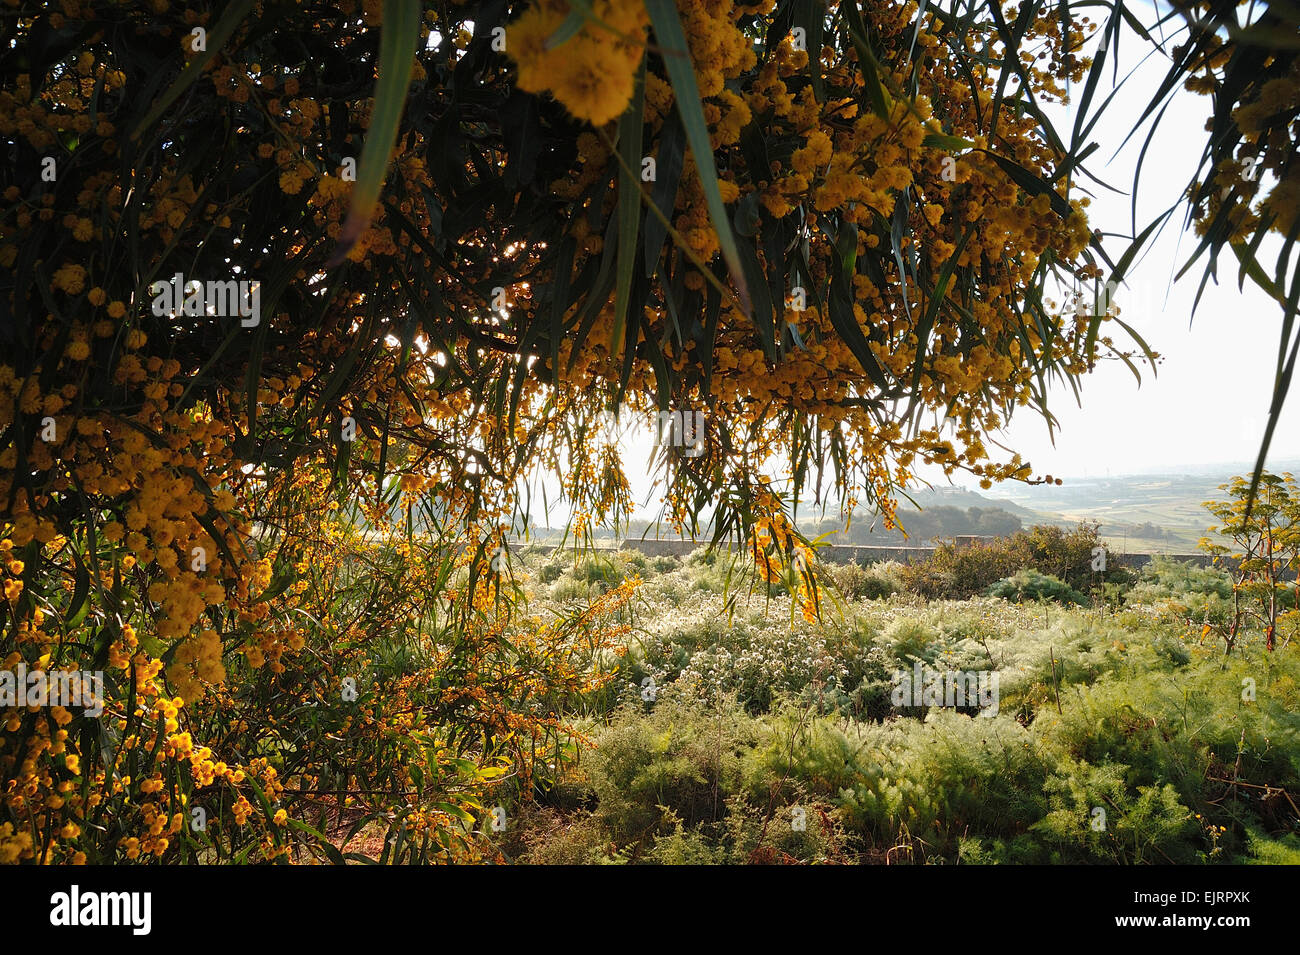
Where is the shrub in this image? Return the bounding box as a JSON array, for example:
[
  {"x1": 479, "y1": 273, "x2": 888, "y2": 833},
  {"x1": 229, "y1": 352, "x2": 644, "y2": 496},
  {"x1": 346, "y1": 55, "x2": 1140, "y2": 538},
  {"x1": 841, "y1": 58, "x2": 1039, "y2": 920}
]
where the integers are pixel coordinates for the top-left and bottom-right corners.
[
  {"x1": 1126, "y1": 556, "x2": 1236, "y2": 627},
  {"x1": 583, "y1": 701, "x2": 757, "y2": 852},
  {"x1": 897, "y1": 522, "x2": 1120, "y2": 599},
  {"x1": 517, "y1": 811, "x2": 612, "y2": 865},
  {"x1": 617, "y1": 550, "x2": 648, "y2": 573},
  {"x1": 578, "y1": 557, "x2": 623, "y2": 588},
  {"x1": 681, "y1": 549, "x2": 751, "y2": 594},
  {"x1": 830, "y1": 561, "x2": 899, "y2": 600},
  {"x1": 881, "y1": 617, "x2": 940, "y2": 660},
  {"x1": 686, "y1": 546, "x2": 719, "y2": 567},
  {"x1": 896, "y1": 537, "x2": 1017, "y2": 599},
  {"x1": 1035, "y1": 761, "x2": 1198, "y2": 864},
  {"x1": 753, "y1": 711, "x2": 1049, "y2": 861},
  {"x1": 987, "y1": 569, "x2": 1087, "y2": 605},
  {"x1": 1134, "y1": 556, "x2": 1234, "y2": 599}
]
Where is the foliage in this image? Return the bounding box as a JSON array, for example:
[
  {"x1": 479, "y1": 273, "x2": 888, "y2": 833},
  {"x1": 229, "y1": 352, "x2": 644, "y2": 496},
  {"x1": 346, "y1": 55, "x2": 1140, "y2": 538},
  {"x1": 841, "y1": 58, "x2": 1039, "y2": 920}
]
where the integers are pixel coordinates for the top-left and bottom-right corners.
[
  {"x1": 1199, "y1": 472, "x2": 1300, "y2": 651},
  {"x1": 896, "y1": 521, "x2": 1121, "y2": 599},
  {"x1": 987, "y1": 568, "x2": 1087, "y2": 605},
  {"x1": 813, "y1": 503, "x2": 1023, "y2": 545},
  {"x1": 0, "y1": 475, "x2": 639, "y2": 862},
  {"x1": 511, "y1": 554, "x2": 1300, "y2": 864},
  {"x1": 1126, "y1": 555, "x2": 1236, "y2": 629},
  {"x1": 828, "y1": 559, "x2": 901, "y2": 600},
  {"x1": 0, "y1": 0, "x2": 1289, "y2": 867}
]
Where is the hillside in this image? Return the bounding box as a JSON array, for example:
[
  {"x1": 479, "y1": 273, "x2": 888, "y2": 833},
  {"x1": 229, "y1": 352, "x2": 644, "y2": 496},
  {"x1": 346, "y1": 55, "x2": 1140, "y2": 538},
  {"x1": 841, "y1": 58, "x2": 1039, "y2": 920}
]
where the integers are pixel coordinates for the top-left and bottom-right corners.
[{"x1": 975, "y1": 462, "x2": 1300, "y2": 551}]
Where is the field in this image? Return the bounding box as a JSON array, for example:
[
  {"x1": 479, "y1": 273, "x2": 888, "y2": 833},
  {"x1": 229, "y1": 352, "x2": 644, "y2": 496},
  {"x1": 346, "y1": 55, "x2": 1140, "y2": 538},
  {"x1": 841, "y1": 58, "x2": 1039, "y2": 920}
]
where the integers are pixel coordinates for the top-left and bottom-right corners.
[
  {"x1": 979, "y1": 464, "x2": 1300, "y2": 552},
  {"x1": 460, "y1": 545, "x2": 1300, "y2": 865}
]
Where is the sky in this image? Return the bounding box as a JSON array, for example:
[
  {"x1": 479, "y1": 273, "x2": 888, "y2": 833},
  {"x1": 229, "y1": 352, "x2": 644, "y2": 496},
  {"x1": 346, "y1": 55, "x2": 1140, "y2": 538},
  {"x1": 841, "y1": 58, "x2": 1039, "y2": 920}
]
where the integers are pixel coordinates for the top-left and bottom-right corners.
[
  {"x1": 976, "y1": 22, "x2": 1299, "y2": 482},
  {"x1": 532, "y1": 11, "x2": 1300, "y2": 527}
]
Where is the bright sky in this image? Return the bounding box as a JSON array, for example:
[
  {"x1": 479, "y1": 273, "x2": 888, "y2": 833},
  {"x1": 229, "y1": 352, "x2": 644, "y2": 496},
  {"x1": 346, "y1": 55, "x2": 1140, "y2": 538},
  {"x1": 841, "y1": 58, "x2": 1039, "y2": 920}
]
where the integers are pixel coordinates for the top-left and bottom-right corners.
[{"x1": 980, "y1": 22, "x2": 1299, "y2": 481}]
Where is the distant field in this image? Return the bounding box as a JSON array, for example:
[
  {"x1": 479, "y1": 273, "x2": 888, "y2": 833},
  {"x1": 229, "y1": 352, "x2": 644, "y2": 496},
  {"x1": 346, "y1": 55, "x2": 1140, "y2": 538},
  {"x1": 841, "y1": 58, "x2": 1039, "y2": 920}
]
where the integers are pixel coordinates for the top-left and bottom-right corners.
[{"x1": 976, "y1": 465, "x2": 1300, "y2": 552}]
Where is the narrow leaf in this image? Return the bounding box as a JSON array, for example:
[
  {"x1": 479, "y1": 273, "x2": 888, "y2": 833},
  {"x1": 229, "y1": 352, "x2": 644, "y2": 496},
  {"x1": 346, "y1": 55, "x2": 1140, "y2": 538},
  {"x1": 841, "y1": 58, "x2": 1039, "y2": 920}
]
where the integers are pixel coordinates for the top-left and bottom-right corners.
[{"x1": 327, "y1": 0, "x2": 422, "y2": 266}]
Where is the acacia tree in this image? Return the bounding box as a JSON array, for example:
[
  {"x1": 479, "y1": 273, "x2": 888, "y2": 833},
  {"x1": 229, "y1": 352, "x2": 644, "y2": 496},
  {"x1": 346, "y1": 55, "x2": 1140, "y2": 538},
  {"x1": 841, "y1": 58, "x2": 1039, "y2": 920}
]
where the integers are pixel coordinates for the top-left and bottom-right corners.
[
  {"x1": 0, "y1": 0, "x2": 1215, "y2": 864},
  {"x1": 1200, "y1": 472, "x2": 1300, "y2": 652}
]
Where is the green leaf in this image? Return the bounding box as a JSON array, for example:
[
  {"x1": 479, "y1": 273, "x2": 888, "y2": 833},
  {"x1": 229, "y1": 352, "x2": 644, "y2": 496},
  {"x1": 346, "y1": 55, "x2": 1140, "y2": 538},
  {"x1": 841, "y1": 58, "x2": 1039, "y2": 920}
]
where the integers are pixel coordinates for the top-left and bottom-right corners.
[
  {"x1": 550, "y1": 238, "x2": 576, "y2": 385},
  {"x1": 65, "y1": 551, "x2": 90, "y2": 629},
  {"x1": 841, "y1": 2, "x2": 889, "y2": 119},
  {"x1": 736, "y1": 234, "x2": 777, "y2": 363},
  {"x1": 644, "y1": 0, "x2": 750, "y2": 315},
  {"x1": 287, "y1": 819, "x2": 346, "y2": 865},
  {"x1": 566, "y1": 215, "x2": 620, "y2": 374},
  {"x1": 826, "y1": 268, "x2": 891, "y2": 394},
  {"x1": 981, "y1": 151, "x2": 1073, "y2": 220},
  {"x1": 794, "y1": 0, "x2": 826, "y2": 102},
  {"x1": 327, "y1": 0, "x2": 422, "y2": 266},
  {"x1": 612, "y1": 54, "x2": 647, "y2": 357},
  {"x1": 1091, "y1": 215, "x2": 1165, "y2": 356},
  {"x1": 908, "y1": 225, "x2": 975, "y2": 406},
  {"x1": 643, "y1": 109, "x2": 685, "y2": 277},
  {"x1": 1231, "y1": 241, "x2": 1284, "y2": 301},
  {"x1": 922, "y1": 132, "x2": 973, "y2": 151},
  {"x1": 546, "y1": 8, "x2": 589, "y2": 49}
]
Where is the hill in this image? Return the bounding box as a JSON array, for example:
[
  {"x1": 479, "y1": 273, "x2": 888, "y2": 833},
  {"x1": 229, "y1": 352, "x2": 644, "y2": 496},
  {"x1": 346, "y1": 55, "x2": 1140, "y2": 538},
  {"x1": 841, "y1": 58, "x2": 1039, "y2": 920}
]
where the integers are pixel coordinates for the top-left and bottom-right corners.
[{"x1": 974, "y1": 460, "x2": 1300, "y2": 551}]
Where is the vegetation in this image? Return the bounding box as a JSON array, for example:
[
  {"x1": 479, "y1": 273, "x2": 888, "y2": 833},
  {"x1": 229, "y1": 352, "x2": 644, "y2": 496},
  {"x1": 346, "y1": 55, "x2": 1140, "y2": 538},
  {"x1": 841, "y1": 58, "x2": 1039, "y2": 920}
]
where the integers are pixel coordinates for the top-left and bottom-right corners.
[
  {"x1": 986, "y1": 568, "x2": 1087, "y2": 605},
  {"x1": 894, "y1": 521, "x2": 1130, "y2": 600},
  {"x1": 1, "y1": 0, "x2": 1298, "y2": 866},
  {"x1": 813, "y1": 503, "x2": 1025, "y2": 545},
  {"x1": 498, "y1": 539, "x2": 1300, "y2": 865},
  {"x1": 1200, "y1": 472, "x2": 1300, "y2": 652}
]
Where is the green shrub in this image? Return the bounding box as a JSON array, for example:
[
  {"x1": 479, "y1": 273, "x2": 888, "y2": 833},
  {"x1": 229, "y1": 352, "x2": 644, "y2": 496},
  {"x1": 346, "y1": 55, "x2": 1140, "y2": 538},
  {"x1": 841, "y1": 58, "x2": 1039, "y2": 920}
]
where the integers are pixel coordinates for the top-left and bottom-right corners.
[
  {"x1": 1127, "y1": 556, "x2": 1236, "y2": 626},
  {"x1": 987, "y1": 569, "x2": 1087, "y2": 605},
  {"x1": 550, "y1": 576, "x2": 592, "y2": 602},
  {"x1": 1033, "y1": 758, "x2": 1198, "y2": 863},
  {"x1": 515, "y1": 547, "x2": 1300, "y2": 864},
  {"x1": 1018, "y1": 523, "x2": 1108, "y2": 590},
  {"x1": 643, "y1": 822, "x2": 729, "y2": 864},
  {"x1": 897, "y1": 522, "x2": 1122, "y2": 599},
  {"x1": 1038, "y1": 650, "x2": 1300, "y2": 852},
  {"x1": 578, "y1": 556, "x2": 622, "y2": 587},
  {"x1": 686, "y1": 546, "x2": 719, "y2": 567},
  {"x1": 617, "y1": 549, "x2": 648, "y2": 573},
  {"x1": 674, "y1": 547, "x2": 749, "y2": 594},
  {"x1": 831, "y1": 561, "x2": 899, "y2": 600},
  {"x1": 882, "y1": 617, "x2": 940, "y2": 660},
  {"x1": 1134, "y1": 556, "x2": 1234, "y2": 599},
  {"x1": 754, "y1": 711, "x2": 1050, "y2": 861},
  {"x1": 1243, "y1": 828, "x2": 1300, "y2": 864},
  {"x1": 584, "y1": 701, "x2": 756, "y2": 851},
  {"x1": 897, "y1": 537, "x2": 1017, "y2": 599}
]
